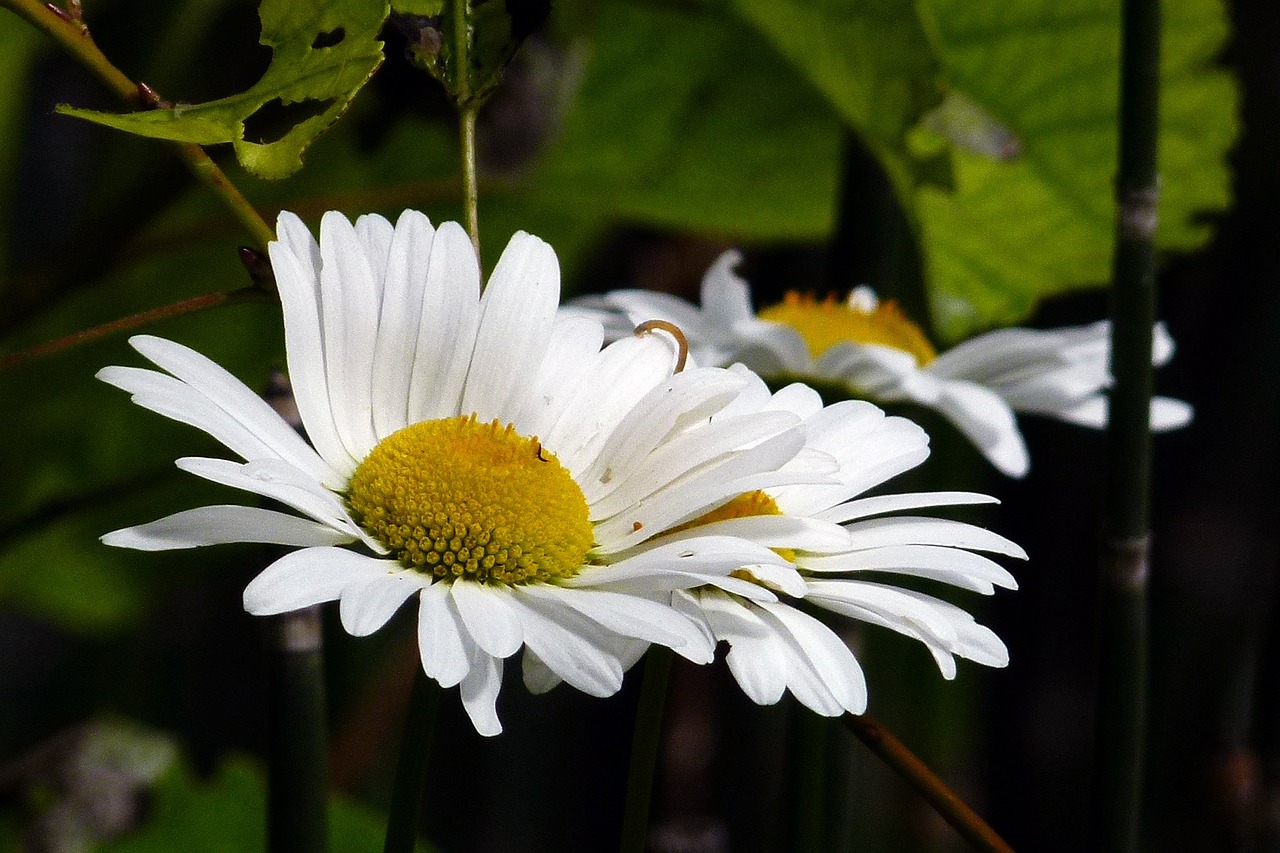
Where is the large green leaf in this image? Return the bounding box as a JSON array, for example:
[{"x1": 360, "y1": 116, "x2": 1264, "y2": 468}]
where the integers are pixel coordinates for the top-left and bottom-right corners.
[
  {"x1": 730, "y1": 0, "x2": 943, "y2": 195},
  {"x1": 58, "y1": 0, "x2": 389, "y2": 179},
  {"x1": 914, "y1": 0, "x2": 1237, "y2": 340},
  {"x1": 529, "y1": 0, "x2": 843, "y2": 240}
]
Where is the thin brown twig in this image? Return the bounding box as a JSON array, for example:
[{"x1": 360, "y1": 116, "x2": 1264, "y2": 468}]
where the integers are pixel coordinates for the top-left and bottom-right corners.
[
  {"x1": 1, "y1": 0, "x2": 276, "y2": 255},
  {"x1": 842, "y1": 713, "x2": 1016, "y2": 853},
  {"x1": 0, "y1": 287, "x2": 268, "y2": 370}
]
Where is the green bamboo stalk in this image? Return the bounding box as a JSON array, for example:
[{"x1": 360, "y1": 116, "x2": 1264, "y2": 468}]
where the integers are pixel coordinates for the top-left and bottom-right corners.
[
  {"x1": 842, "y1": 714, "x2": 1015, "y2": 853},
  {"x1": 618, "y1": 646, "x2": 675, "y2": 853},
  {"x1": 382, "y1": 669, "x2": 441, "y2": 853},
  {"x1": 0, "y1": 0, "x2": 276, "y2": 254},
  {"x1": 1092, "y1": 0, "x2": 1161, "y2": 849},
  {"x1": 267, "y1": 606, "x2": 330, "y2": 853}
]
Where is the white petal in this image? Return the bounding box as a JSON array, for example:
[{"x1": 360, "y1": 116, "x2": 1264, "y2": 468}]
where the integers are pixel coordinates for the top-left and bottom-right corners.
[
  {"x1": 451, "y1": 581, "x2": 524, "y2": 658},
  {"x1": 269, "y1": 223, "x2": 355, "y2": 476},
  {"x1": 513, "y1": 314, "x2": 605, "y2": 439},
  {"x1": 520, "y1": 585, "x2": 714, "y2": 663},
  {"x1": 318, "y1": 211, "x2": 381, "y2": 461},
  {"x1": 567, "y1": 536, "x2": 790, "y2": 590},
  {"x1": 243, "y1": 547, "x2": 390, "y2": 615},
  {"x1": 511, "y1": 589, "x2": 625, "y2": 696},
  {"x1": 697, "y1": 591, "x2": 789, "y2": 705},
  {"x1": 417, "y1": 581, "x2": 470, "y2": 688},
  {"x1": 820, "y1": 492, "x2": 998, "y2": 525},
  {"x1": 841, "y1": 516, "x2": 1027, "y2": 558},
  {"x1": 462, "y1": 231, "x2": 558, "y2": 424},
  {"x1": 339, "y1": 571, "x2": 428, "y2": 636},
  {"x1": 127, "y1": 335, "x2": 342, "y2": 487},
  {"x1": 521, "y1": 648, "x2": 562, "y2": 694},
  {"x1": 371, "y1": 210, "x2": 436, "y2": 438},
  {"x1": 930, "y1": 381, "x2": 1029, "y2": 478},
  {"x1": 459, "y1": 649, "x2": 504, "y2": 736},
  {"x1": 103, "y1": 505, "x2": 353, "y2": 551},
  {"x1": 758, "y1": 601, "x2": 867, "y2": 714},
  {"x1": 354, "y1": 213, "x2": 396, "y2": 287},
  {"x1": 407, "y1": 221, "x2": 482, "y2": 423},
  {"x1": 801, "y1": 544, "x2": 1019, "y2": 594}
]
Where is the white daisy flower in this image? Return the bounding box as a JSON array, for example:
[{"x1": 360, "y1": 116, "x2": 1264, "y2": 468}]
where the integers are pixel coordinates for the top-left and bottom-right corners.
[
  {"x1": 99, "y1": 211, "x2": 825, "y2": 736},
  {"x1": 571, "y1": 251, "x2": 1192, "y2": 478},
  {"x1": 651, "y1": 366, "x2": 1025, "y2": 716}
]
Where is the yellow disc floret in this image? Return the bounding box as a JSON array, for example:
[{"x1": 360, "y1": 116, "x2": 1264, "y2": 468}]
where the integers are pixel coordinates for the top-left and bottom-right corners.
[
  {"x1": 759, "y1": 291, "x2": 937, "y2": 366},
  {"x1": 346, "y1": 415, "x2": 594, "y2": 585}
]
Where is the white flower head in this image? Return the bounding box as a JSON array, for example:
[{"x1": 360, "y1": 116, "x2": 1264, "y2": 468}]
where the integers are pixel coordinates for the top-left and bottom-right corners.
[
  {"x1": 661, "y1": 367, "x2": 1025, "y2": 716},
  {"x1": 100, "y1": 211, "x2": 828, "y2": 736},
  {"x1": 569, "y1": 252, "x2": 1193, "y2": 478}
]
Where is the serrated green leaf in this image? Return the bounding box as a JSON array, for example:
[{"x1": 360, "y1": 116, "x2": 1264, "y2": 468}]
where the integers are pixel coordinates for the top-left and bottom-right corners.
[
  {"x1": 730, "y1": 0, "x2": 943, "y2": 195},
  {"x1": 57, "y1": 0, "x2": 390, "y2": 179},
  {"x1": 914, "y1": 0, "x2": 1237, "y2": 340}
]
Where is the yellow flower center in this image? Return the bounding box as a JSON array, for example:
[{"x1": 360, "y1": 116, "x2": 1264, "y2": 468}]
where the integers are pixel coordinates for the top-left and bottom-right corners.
[
  {"x1": 759, "y1": 291, "x2": 937, "y2": 366},
  {"x1": 346, "y1": 415, "x2": 594, "y2": 585},
  {"x1": 676, "y1": 490, "x2": 796, "y2": 566}
]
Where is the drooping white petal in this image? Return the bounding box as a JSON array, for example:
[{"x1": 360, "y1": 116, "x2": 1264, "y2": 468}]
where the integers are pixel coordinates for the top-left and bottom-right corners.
[
  {"x1": 451, "y1": 581, "x2": 524, "y2": 659},
  {"x1": 521, "y1": 648, "x2": 562, "y2": 695},
  {"x1": 243, "y1": 546, "x2": 391, "y2": 615},
  {"x1": 462, "y1": 231, "x2": 559, "y2": 424},
  {"x1": 102, "y1": 505, "x2": 353, "y2": 551},
  {"x1": 758, "y1": 600, "x2": 867, "y2": 714},
  {"x1": 407, "y1": 221, "x2": 482, "y2": 423},
  {"x1": 930, "y1": 381, "x2": 1029, "y2": 478},
  {"x1": 339, "y1": 571, "x2": 429, "y2": 636},
  {"x1": 459, "y1": 649, "x2": 504, "y2": 736},
  {"x1": 696, "y1": 590, "x2": 788, "y2": 705},
  {"x1": 510, "y1": 590, "x2": 625, "y2": 697},
  {"x1": 417, "y1": 580, "x2": 470, "y2": 688},
  {"x1": 840, "y1": 516, "x2": 1028, "y2": 558}
]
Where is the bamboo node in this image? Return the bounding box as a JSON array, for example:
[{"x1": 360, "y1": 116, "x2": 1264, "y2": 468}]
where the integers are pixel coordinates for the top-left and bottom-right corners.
[
  {"x1": 272, "y1": 607, "x2": 323, "y2": 653},
  {"x1": 1118, "y1": 185, "x2": 1160, "y2": 241},
  {"x1": 1104, "y1": 535, "x2": 1151, "y2": 589}
]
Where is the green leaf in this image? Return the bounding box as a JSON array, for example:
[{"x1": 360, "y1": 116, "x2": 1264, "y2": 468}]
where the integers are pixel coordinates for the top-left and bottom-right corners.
[
  {"x1": 57, "y1": 0, "x2": 390, "y2": 179},
  {"x1": 913, "y1": 0, "x2": 1237, "y2": 340},
  {"x1": 531, "y1": 0, "x2": 843, "y2": 239},
  {"x1": 101, "y1": 756, "x2": 435, "y2": 852},
  {"x1": 0, "y1": 16, "x2": 42, "y2": 277},
  {"x1": 730, "y1": 0, "x2": 943, "y2": 195}
]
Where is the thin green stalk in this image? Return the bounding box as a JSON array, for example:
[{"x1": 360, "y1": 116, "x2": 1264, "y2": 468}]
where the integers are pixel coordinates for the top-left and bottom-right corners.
[
  {"x1": 459, "y1": 105, "x2": 480, "y2": 258},
  {"x1": 783, "y1": 707, "x2": 831, "y2": 853},
  {"x1": 619, "y1": 646, "x2": 675, "y2": 853},
  {"x1": 842, "y1": 714, "x2": 1015, "y2": 853},
  {"x1": 1092, "y1": 0, "x2": 1160, "y2": 849},
  {"x1": 0, "y1": 0, "x2": 276, "y2": 254},
  {"x1": 383, "y1": 669, "x2": 441, "y2": 853},
  {"x1": 267, "y1": 606, "x2": 330, "y2": 853}
]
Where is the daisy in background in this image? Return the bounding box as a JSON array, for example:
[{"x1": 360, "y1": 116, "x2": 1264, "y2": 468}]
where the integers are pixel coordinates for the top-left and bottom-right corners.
[
  {"x1": 571, "y1": 251, "x2": 1192, "y2": 478},
  {"x1": 619, "y1": 365, "x2": 1023, "y2": 716},
  {"x1": 99, "y1": 210, "x2": 839, "y2": 736}
]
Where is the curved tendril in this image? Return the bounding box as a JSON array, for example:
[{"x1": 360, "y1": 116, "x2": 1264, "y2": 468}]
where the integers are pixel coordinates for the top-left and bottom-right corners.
[{"x1": 633, "y1": 319, "x2": 689, "y2": 373}]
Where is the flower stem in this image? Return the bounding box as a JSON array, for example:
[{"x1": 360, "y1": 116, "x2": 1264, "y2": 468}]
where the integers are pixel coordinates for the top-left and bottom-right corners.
[
  {"x1": 267, "y1": 606, "x2": 330, "y2": 853},
  {"x1": 1093, "y1": 0, "x2": 1160, "y2": 847},
  {"x1": 459, "y1": 104, "x2": 481, "y2": 259},
  {"x1": 842, "y1": 713, "x2": 1015, "y2": 853},
  {"x1": 0, "y1": 0, "x2": 276, "y2": 255},
  {"x1": 382, "y1": 668, "x2": 441, "y2": 853},
  {"x1": 618, "y1": 646, "x2": 674, "y2": 853}
]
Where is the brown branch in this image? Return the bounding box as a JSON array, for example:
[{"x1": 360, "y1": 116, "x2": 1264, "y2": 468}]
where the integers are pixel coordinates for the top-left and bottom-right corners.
[
  {"x1": 0, "y1": 287, "x2": 268, "y2": 370},
  {"x1": 843, "y1": 713, "x2": 1016, "y2": 853}
]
